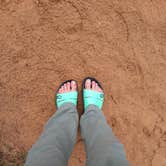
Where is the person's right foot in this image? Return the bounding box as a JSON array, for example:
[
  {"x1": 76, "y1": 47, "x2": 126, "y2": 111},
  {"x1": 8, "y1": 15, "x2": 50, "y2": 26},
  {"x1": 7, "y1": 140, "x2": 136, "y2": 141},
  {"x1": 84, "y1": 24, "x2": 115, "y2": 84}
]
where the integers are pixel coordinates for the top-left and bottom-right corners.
[
  {"x1": 85, "y1": 79, "x2": 103, "y2": 93},
  {"x1": 83, "y1": 77, "x2": 104, "y2": 111}
]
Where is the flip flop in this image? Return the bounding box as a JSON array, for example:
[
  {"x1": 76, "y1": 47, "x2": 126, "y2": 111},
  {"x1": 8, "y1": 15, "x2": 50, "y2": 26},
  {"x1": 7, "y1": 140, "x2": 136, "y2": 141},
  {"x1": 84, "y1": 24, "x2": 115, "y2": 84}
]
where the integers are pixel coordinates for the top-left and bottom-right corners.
[
  {"x1": 82, "y1": 77, "x2": 104, "y2": 111},
  {"x1": 55, "y1": 80, "x2": 78, "y2": 109}
]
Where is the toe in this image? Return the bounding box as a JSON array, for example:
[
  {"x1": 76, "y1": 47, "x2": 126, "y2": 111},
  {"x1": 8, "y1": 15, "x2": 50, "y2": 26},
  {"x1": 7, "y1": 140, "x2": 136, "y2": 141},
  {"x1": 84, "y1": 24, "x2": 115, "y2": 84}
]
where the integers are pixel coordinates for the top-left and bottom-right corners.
[
  {"x1": 61, "y1": 86, "x2": 64, "y2": 93},
  {"x1": 62, "y1": 85, "x2": 65, "y2": 93},
  {"x1": 95, "y1": 83, "x2": 99, "y2": 92},
  {"x1": 58, "y1": 88, "x2": 61, "y2": 93},
  {"x1": 71, "y1": 80, "x2": 77, "y2": 91},
  {"x1": 97, "y1": 86, "x2": 101, "y2": 92},
  {"x1": 95, "y1": 83, "x2": 98, "y2": 91},
  {"x1": 95, "y1": 83, "x2": 101, "y2": 92},
  {"x1": 67, "y1": 82, "x2": 70, "y2": 91},
  {"x1": 64, "y1": 83, "x2": 67, "y2": 92},
  {"x1": 92, "y1": 81, "x2": 96, "y2": 90},
  {"x1": 60, "y1": 88, "x2": 63, "y2": 93},
  {"x1": 85, "y1": 79, "x2": 91, "y2": 89},
  {"x1": 98, "y1": 86, "x2": 103, "y2": 92}
]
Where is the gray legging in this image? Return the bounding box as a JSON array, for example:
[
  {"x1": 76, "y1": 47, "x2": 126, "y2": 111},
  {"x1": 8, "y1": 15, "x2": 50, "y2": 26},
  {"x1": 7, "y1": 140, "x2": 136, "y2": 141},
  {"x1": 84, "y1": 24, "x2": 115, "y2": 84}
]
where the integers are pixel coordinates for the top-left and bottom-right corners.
[{"x1": 25, "y1": 103, "x2": 130, "y2": 166}]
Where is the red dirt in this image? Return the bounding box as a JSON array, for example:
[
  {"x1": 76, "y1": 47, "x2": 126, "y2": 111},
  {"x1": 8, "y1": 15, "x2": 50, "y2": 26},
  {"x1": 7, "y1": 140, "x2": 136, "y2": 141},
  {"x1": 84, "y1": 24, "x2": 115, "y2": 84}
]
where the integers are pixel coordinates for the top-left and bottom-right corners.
[{"x1": 0, "y1": 0, "x2": 166, "y2": 165}]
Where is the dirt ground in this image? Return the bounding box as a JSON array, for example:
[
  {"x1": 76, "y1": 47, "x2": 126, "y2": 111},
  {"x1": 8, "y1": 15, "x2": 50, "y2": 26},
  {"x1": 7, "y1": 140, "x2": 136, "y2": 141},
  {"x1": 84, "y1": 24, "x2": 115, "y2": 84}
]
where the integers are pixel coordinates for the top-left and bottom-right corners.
[{"x1": 0, "y1": 0, "x2": 166, "y2": 165}]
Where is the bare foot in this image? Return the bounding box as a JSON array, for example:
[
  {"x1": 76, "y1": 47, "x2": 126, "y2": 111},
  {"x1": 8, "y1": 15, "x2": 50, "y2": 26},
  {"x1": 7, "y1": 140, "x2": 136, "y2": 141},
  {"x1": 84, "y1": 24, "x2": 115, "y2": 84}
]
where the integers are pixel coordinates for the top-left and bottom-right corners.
[
  {"x1": 58, "y1": 80, "x2": 77, "y2": 93},
  {"x1": 85, "y1": 79, "x2": 103, "y2": 93}
]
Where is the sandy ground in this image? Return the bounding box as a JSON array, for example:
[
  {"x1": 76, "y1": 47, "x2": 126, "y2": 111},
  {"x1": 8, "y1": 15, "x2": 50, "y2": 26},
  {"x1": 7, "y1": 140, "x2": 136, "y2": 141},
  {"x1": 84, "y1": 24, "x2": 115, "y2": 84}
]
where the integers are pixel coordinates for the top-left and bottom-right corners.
[{"x1": 0, "y1": 0, "x2": 166, "y2": 165}]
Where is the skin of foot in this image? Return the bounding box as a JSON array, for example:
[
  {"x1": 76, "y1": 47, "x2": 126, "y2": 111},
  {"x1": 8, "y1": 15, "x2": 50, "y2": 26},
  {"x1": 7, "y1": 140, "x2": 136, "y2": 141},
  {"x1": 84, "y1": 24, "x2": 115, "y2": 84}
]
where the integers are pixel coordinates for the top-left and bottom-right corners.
[
  {"x1": 85, "y1": 79, "x2": 103, "y2": 93},
  {"x1": 83, "y1": 78, "x2": 104, "y2": 110},
  {"x1": 58, "y1": 79, "x2": 103, "y2": 94},
  {"x1": 58, "y1": 80, "x2": 77, "y2": 94},
  {"x1": 57, "y1": 79, "x2": 103, "y2": 109}
]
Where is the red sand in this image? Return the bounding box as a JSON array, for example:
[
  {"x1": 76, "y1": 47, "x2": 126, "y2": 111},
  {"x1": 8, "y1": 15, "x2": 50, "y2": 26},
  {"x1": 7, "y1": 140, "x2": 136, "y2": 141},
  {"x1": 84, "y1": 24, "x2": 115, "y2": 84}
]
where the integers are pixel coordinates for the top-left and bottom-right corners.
[{"x1": 0, "y1": 0, "x2": 166, "y2": 165}]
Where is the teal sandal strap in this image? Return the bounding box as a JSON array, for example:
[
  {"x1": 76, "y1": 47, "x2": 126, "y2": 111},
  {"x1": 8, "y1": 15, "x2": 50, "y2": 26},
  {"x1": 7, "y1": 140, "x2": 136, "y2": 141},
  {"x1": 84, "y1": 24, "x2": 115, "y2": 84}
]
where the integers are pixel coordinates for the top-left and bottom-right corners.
[
  {"x1": 83, "y1": 89, "x2": 104, "y2": 110},
  {"x1": 56, "y1": 91, "x2": 78, "y2": 108}
]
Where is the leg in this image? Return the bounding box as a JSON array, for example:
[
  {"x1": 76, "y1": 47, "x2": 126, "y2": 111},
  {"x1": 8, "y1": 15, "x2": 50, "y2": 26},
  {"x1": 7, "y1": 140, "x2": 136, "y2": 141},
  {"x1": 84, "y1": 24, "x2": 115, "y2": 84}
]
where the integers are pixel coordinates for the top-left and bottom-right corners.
[
  {"x1": 80, "y1": 105, "x2": 130, "y2": 166},
  {"x1": 25, "y1": 103, "x2": 78, "y2": 166}
]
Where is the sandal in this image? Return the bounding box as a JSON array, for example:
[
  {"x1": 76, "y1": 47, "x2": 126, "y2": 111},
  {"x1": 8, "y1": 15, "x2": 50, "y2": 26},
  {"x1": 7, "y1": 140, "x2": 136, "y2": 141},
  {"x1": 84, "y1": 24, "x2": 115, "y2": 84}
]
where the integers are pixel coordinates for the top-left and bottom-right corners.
[
  {"x1": 82, "y1": 77, "x2": 104, "y2": 111},
  {"x1": 56, "y1": 80, "x2": 78, "y2": 108}
]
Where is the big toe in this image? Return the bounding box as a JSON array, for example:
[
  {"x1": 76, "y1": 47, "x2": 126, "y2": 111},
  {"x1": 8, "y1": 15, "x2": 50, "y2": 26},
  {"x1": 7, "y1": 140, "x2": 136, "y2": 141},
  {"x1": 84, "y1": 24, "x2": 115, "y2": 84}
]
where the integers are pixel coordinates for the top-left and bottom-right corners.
[
  {"x1": 71, "y1": 81, "x2": 77, "y2": 91},
  {"x1": 85, "y1": 79, "x2": 91, "y2": 89}
]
